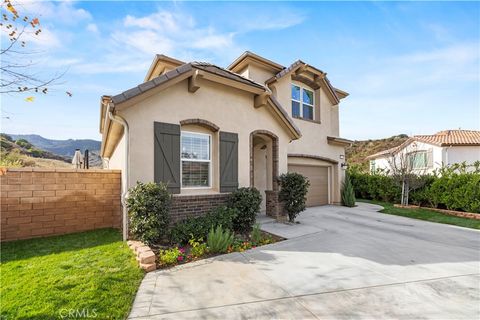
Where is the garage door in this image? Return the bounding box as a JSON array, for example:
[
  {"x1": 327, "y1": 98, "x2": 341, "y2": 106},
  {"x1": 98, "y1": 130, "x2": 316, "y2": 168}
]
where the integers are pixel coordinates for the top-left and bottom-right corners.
[{"x1": 288, "y1": 165, "x2": 329, "y2": 207}]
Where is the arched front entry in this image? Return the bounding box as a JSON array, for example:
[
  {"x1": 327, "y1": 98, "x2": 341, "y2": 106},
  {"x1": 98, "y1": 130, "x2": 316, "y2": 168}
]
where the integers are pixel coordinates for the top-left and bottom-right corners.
[{"x1": 250, "y1": 130, "x2": 279, "y2": 216}]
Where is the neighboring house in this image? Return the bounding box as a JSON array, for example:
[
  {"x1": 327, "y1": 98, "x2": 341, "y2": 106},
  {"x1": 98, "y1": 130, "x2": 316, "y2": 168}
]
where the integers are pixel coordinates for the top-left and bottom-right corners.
[
  {"x1": 99, "y1": 51, "x2": 351, "y2": 220},
  {"x1": 366, "y1": 130, "x2": 480, "y2": 174}
]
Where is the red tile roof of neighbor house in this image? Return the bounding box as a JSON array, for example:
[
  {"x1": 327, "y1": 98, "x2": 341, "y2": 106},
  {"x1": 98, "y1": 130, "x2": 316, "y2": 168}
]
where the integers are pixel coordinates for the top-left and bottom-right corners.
[
  {"x1": 366, "y1": 130, "x2": 480, "y2": 160},
  {"x1": 414, "y1": 130, "x2": 480, "y2": 146}
]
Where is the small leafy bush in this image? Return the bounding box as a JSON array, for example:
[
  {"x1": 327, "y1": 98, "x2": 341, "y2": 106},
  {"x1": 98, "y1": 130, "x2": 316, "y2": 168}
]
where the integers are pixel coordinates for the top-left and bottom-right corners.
[
  {"x1": 126, "y1": 182, "x2": 171, "y2": 245},
  {"x1": 250, "y1": 223, "x2": 262, "y2": 245},
  {"x1": 207, "y1": 225, "x2": 234, "y2": 253},
  {"x1": 170, "y1": 206, "x2": 237, "y2": 244},
  {"x1": 341, "y1": 173, "x2": 356, "y2": 207},
  {"x1": 159, "y1": 247, "x2": 185, "y2": 265},
  {"x1": 188, "y1": 237, "x2": 208, "y2": 258},
  {"x1": 228, "y1": 187, "x2": 262, "y2": 233},
  {"x1": 278, "y1": 172, "x2": 310, "y2": 222}
]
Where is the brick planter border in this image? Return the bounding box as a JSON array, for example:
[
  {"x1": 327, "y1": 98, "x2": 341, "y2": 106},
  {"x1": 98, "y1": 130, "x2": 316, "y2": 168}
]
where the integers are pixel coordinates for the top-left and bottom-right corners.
[
  {"x1": 393, "y1": 204, "x2": 480, "y2": 220},
  {"x1": 127, "y1": 240, "x2": 156, "y2": 272}
]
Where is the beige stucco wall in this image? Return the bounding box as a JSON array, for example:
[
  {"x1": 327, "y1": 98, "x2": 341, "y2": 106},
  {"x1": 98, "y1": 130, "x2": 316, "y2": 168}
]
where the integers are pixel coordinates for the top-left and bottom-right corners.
[
  {"x1": 244, "y1": 64, "x2": 276, "y2": 84},
  {"x1": 271, "y1": 75, "x2": 346, "y2": 203},
  {"x1": 111, "y1": 78, "x2": 291, "y2": 193}
]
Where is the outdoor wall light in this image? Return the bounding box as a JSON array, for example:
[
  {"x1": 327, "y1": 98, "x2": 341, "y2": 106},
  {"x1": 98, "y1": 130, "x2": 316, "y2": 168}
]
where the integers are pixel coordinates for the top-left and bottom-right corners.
[{"x1": 339, "y1": 155, "x2": 344, "y2": 159}]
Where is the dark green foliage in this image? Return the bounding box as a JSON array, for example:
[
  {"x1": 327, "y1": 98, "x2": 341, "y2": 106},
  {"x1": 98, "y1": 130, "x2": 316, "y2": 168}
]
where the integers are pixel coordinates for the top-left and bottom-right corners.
[
  {"x1": 15, "y1": 139, "x2": 33, "y2": 149},
  {"x1": 126, "y1": 182, "x2": 171, "y2": 245},
  {"x1": 228, "y1": 187, "x2": 262, "y2": 233},
  {"x1": 0, "y1": 133, "x2": 13, "y2": 142},
  {"x1": 427, "y1": 164, "x2": 480, "y2": 213},
  {"x1": 349, "y1": 162, "x2": 480, "y2": 213},
  {"x1": 341, "y1": 173, "x2": 356, "y2": 207},
  {"x1": 170, "y1": 206, "x2": 238, "y2": 244},
  {"x1": 349, "y1": 167, "x2": 401, "y2": 203},
  {"x1": 278, "y1": 172, "x2": 310, "y2": 222},
  {"x1": 207, "y1": 225, "x2": 234, "y2": 253}
]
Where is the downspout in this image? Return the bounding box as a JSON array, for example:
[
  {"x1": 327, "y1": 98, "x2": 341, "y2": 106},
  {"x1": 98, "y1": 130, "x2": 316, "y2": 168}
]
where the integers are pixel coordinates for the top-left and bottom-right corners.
[{"x1": 107, "y1": 105, "x2": 129, "y2": 241}]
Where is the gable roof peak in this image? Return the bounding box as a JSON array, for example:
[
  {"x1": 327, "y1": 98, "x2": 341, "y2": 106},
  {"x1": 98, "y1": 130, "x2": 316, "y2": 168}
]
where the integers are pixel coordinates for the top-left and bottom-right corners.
[{"x1": 228, "y1": 51, "x2": 284, "y2": 73}]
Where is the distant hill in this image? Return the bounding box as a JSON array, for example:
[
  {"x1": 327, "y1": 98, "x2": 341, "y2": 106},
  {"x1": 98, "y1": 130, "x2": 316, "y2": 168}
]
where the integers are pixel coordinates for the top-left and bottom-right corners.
[
  {"x1": 2, "y1": 134, "x2": 103, "y2": 168},
  {"x1": 0, "y1": 134, "x2": 71, "y2": 168},
  {"x1": 346, "y1": 134, "x2": 410, "y2": 172},
  {"x1": 8, "y1": 134, "x2": 101, "y2": 158}
]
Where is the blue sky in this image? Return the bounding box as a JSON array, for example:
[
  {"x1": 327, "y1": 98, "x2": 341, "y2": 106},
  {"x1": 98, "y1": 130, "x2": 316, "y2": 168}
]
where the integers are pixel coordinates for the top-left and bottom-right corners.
[{"x1": 1, "y1": 1, "x2": 479, "y2": 141}]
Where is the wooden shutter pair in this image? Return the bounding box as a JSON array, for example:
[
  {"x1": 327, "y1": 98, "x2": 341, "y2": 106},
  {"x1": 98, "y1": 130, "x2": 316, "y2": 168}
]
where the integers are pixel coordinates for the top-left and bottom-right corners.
[{"x1": 153, "y1": 122, "x2": 238, "y2": 193}]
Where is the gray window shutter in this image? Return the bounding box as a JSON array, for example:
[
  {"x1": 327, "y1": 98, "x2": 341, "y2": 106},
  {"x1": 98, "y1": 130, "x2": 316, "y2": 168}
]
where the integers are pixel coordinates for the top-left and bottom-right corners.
[
  {"x1": 219, "y1": 131, "x2": 238, "y2": 193},
  {"x1": 154, "y1": 122, "x2": 180, "y2": 194},
  {"x1": 427, "y1": 148, "x2": 434, "y2": 168}
]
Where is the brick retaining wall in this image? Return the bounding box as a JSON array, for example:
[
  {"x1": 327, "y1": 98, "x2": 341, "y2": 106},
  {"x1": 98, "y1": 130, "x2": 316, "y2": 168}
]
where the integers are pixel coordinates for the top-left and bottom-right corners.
[
  {"x1": 0, "y1": 168, "x2": 122, "y2": 241},
  {"x1": 170, "y1": 193, "x2": 230, "y2": 223}
]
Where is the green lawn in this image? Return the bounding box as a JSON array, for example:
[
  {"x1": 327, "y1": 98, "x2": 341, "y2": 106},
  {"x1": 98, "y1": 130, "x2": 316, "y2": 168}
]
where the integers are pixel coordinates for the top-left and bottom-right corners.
[
  {"x1": 359, "y1": 199, "x2": 480, "y2": 230},
  {"x1": 0, "y1": 228, "x2": 144, "y2": 319}
]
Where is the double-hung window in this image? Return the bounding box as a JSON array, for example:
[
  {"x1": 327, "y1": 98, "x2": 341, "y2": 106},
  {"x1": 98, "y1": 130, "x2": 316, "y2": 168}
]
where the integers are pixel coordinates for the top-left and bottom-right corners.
[
  {"x1": 181, "y1": 132, "x2": 211, "y2": 188},
  {"x1": 291, "y1": 84, "x2": 314, "y2": 120}
]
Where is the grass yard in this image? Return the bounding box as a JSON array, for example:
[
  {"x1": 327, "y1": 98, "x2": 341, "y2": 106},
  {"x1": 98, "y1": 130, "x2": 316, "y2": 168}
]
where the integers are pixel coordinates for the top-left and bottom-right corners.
[
  {"x1": 359, "y1": 199, "x2": 480, "y2": 230},
  {"x1": 0, "y1": 228, "x2": 144, "y2": 319}
]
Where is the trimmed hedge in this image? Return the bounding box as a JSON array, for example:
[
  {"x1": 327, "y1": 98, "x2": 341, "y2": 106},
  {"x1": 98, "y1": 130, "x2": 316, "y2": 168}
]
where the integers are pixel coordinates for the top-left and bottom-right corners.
[
  {"x1": 349, "y1": 162, "x2": 480, "y2": 213},
  {"x1": 169, "y1": 206, "x2": 238, "y2": 244},
  {"x1": 127, "y1": 182, "x2": 171, "y2": 245},
  {"x1": 228, "y1": 187, "x2": 262, "y2": 233}
]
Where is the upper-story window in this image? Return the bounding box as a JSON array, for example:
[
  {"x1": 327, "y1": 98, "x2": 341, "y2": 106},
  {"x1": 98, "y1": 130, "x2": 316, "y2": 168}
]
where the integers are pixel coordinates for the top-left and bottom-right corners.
[
  {"x1": 291, "y1": 84, "x2": 314, "y2": 120},
  {"x1": 181, "y1": 131, "x2": 211, "y2": 188}
]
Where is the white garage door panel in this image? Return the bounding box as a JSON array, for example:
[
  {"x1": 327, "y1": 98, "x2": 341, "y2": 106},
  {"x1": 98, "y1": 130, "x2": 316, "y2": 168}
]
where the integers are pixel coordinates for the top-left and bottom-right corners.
[{"x1": 288, "y1": 165, "x2": 329, "y2": 207}]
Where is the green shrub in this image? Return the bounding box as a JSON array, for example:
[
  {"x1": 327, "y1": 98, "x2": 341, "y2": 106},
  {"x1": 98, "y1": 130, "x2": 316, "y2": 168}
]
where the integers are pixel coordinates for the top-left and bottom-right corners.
[
  {"x1": 278, "y1": 172, "x2": 310, "y2": 222},
  {"x1": 207, "y1": 225, "x2": 234, "y2": 253},
  {"x1": 159, "y1": 247, "x2": 184, "y2": 265},
  {"x1": 341, "y1": 173, "x2": 356, "y2": 207},
  {"x1": 228, "y1": 187, "x2": 262, "y2": 233},
  {"x1": 15, "y1": 139, "x2": 33, "y2": 149},
  {"x1": 251, "y1": 223, "x2": 262, "y2": 245},
  {"x1": 349, "y1": 163, "x2": 480, "y2": 213},
  {"x1": 349, "y1": 169, "x2": 401, "y2": 203},
  {"x1": 170, "y1": 206, "x2": 237, "y2": 244},
  {"x1": 126, "y1": 182, "x2": 171, "y2": 245},
  {"x1": 188, "y1": 237, "x2": 208, "y2": 258}
]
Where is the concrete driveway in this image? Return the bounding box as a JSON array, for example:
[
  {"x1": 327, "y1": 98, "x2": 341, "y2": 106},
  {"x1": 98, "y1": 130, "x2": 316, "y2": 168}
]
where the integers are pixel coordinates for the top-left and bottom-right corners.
[{"x1": 128, "y1": 203, "x2": 480, "y2": 319}]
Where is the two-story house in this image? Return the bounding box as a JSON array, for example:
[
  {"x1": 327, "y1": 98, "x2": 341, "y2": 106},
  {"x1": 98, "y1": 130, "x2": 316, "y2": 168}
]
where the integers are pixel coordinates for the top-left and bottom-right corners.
[{"x1": 99, "y1": 52, "x2": 351, "y2": 222}]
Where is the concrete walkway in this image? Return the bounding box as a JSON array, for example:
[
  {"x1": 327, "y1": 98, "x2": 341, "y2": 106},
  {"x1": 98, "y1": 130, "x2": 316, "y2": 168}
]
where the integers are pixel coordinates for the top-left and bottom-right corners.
[{"x1": 128, "y1": 203, "x2": 480, "y2": 319}]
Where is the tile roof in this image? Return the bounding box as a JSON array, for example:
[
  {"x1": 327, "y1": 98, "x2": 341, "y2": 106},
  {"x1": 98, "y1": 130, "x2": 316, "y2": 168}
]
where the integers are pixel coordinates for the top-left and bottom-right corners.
[
  {"x1": 112, "y1": 62, "x2": 265, "y2": 105},
  {"x1": 366, "y1": 130, "x2": 480, "y2": 160},
  {"x1": 414, "y1": 130, "x2": 480, "y2": 146},
  {"x1": 191, "y1": 62, "x2": 265, "y2": 89}
]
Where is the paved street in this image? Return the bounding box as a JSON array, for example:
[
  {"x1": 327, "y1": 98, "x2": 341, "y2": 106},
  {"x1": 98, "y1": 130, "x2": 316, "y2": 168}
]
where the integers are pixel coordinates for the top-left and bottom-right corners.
[{"x1": 129, "y1": 203, "x2": 480, "y2": 319}]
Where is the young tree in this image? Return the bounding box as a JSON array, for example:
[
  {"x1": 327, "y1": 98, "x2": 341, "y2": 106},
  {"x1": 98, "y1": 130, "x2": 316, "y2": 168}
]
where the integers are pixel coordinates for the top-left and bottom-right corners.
[
  {"x1": 386, "y1": 143, "x2": 430, "y2": 206},
  {"x1": 1, "y1": 0, "x2": 63, "y2": 95}
]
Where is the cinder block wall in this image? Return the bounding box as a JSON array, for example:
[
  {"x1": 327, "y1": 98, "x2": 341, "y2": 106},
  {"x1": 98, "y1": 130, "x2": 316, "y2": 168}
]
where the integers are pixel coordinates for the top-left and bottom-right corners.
[{"x1": 0, "y1": 168, "x2": 122, "y2": 241}]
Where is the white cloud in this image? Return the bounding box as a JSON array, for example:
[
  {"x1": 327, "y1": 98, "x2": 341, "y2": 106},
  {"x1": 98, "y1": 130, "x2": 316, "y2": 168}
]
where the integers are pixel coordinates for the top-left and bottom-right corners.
[
  {"x1": 86, "y1": 23, "x2": 98, "y2": 33},
  {"x1": 15, "y1": 0, "x2": 91, "y2": 25},
  {"x1": 66, "y1": 7, "x2": 306, "y2": 75}
]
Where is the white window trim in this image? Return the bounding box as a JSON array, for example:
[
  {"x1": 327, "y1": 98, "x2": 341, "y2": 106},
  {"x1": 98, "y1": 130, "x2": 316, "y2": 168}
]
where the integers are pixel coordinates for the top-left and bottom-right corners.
[
  {"x1": 180, "y1": 131, "x2": 212, "y2": 189},
  {"x1": 291, "y1": 84, "x2": 314, "y2": 120}
]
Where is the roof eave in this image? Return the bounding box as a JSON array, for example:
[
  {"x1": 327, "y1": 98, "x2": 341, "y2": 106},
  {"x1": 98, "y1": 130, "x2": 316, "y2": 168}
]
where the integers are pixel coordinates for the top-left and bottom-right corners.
[{"x1": 228, "y1": 51, "x2": 284, "y2": 73}]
